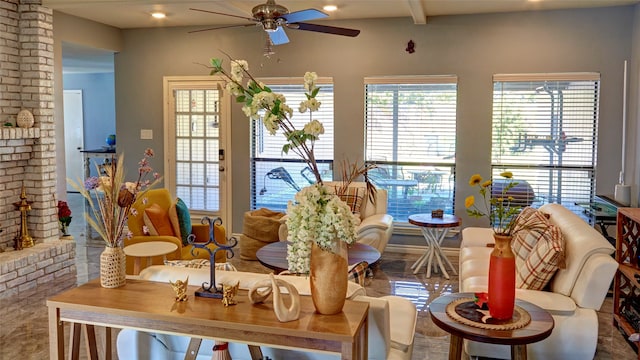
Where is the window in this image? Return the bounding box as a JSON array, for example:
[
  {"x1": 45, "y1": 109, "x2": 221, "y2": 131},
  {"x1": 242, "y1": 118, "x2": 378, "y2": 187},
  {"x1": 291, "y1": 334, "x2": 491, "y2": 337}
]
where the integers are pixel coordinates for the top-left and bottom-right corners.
[
  {"x1": 492, "y1": 73, "x2": 600, "y2": 220},
  {"x1": 364, "y1": 76, "x2": 458, "y2": 223},
  {"x1": 251, "y1": 78, "x2": 334, "y2": 212},
  {"x1": 164, "y1": 77, "x2": 231, "y2": 223}
]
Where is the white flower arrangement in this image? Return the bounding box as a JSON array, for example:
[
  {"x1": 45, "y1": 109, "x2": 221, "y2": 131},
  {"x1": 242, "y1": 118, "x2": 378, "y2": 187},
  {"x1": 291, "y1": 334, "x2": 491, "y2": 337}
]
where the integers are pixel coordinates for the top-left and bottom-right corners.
[
  {"x1": 209, "y1": 56, "x2": 359, "y2": 274},
  {"x1": 285, "y1": 184, "x2": 358, "y2": 274}
]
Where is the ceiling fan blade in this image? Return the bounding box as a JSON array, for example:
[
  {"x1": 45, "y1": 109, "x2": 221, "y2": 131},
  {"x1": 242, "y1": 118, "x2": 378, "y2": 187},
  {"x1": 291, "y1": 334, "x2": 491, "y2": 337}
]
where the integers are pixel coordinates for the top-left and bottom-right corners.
[
  {"x1": 289, "y1": 23, "x2": 360, "y2": 37},
  {"x1": 281, "y1": 9, "x2": 328, "y2": 23},
  {"x1": 189, "y1": 8, "x2": 256, "y2": 22},
  {"x1": 189, "y1": 23, "x2": 256, "y2": 34},
  {"x1": 268, "y1": 26, "x2": 289, "y2": 45}
]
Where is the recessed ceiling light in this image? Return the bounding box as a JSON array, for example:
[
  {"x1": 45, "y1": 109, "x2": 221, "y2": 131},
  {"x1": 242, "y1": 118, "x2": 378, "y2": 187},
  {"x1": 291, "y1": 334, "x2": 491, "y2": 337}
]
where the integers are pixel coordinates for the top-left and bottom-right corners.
[
  {"x1": 151, "y1": 12, "x2": 166, "y2": 19},
  {"x1": 323, "y1": 5, "x2": 338, "y2": 12}
]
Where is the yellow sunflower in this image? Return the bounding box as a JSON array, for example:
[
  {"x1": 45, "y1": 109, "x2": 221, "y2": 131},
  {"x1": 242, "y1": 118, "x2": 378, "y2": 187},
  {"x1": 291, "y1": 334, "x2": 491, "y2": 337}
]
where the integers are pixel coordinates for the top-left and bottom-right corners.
[
  {"x1": 465, "y1": 195, "x2": 475, "y2": 208},
  {"x1": 481, "y1": 180, "x2": 492, "y2": 188},
  {"x1": 500, "y1": 171, "x2": 513, "y2": 179},
  {"x1": 469, "y1": 174, "x2": 482, "y2": 186}
]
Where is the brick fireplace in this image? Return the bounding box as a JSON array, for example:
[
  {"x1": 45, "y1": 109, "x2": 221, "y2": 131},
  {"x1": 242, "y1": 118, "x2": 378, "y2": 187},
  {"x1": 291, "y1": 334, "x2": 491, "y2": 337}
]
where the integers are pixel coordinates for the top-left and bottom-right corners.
[{"x1": 0, "y1": 0, "x2": 76, "y2": 297}]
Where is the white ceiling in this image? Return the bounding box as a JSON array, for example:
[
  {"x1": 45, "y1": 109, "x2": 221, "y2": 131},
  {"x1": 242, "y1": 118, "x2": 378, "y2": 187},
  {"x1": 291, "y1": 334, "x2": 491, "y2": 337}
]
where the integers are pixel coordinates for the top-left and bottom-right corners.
[
  {"x1": 45, "y1": 0, "x2": 639, "y2": 29},
  {"x1": 51, "y1": 0, "x2": 639, "y2": 73}
]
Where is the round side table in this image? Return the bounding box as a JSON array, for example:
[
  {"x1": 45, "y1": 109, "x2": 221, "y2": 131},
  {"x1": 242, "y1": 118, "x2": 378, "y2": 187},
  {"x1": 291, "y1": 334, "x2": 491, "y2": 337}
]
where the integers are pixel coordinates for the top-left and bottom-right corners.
[
  {"x1": 429, "y1": 292, "x2": 554, "y2": 360},
  {"x1": 408, "y1": 213, "x2": 460, "y2": 278},
  {"x1": 124, "y1": 241, "x2": 178, "y2": 275}
]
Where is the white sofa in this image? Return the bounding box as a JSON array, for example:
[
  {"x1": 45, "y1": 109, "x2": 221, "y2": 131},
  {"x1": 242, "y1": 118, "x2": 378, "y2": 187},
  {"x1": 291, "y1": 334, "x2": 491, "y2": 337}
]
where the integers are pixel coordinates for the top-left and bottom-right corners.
[
  {"x1": 117, "y1": 265, "x2": 416, "y2": 360},
  {"x1": 459, "y1": 203, "x2": 618, "y2": 360},
  {"x1": 279, "y1": 181, "x2": 394, "y2": 254}
]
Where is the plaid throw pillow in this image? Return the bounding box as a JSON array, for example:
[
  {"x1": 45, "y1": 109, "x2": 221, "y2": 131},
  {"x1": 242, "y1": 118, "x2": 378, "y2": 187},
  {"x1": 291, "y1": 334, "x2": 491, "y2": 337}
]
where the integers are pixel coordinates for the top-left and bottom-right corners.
[
  {"x1": 511, "y1": 207, "x2": 550, "y2": 261},
  {"x1": 348, "y1": 261, "x2": 370, "y2": 287},
  {"x1": 335, "y1": 186, "x2": 365, "y2": 219},
  {"x1": 516, "y1": 224, "x2": 565, "y2": 290}
]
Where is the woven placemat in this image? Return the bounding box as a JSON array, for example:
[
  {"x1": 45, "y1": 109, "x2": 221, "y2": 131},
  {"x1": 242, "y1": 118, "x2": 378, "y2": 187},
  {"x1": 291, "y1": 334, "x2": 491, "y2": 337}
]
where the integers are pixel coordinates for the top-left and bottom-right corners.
[{"x1": 445, "y1": 297, "x2": 531, "y2": 330}]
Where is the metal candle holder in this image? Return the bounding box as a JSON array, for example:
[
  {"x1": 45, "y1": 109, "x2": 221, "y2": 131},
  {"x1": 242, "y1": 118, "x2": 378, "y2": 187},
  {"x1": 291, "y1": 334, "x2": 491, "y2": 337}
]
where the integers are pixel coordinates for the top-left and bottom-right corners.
[
  {"x1": 187, "y1": 216, "x2": 237, "y2": 299},
  {"x1": 13, "y1": 185, "x2": 33, "y2": 249}
]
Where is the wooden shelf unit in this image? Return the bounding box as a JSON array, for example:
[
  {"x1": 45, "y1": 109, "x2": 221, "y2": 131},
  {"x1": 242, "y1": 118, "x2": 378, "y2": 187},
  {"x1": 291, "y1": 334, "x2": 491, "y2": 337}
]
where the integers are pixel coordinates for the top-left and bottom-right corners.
[{"x1": 613, "y1": 208, "x2": 640, "y2": 358}]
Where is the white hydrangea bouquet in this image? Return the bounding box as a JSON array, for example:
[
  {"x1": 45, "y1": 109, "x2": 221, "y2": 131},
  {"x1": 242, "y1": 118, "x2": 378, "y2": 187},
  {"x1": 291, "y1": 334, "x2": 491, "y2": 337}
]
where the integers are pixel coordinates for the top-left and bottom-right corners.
[{"x1": 209, "y1": 57, "x2": 357, "y2": 274}]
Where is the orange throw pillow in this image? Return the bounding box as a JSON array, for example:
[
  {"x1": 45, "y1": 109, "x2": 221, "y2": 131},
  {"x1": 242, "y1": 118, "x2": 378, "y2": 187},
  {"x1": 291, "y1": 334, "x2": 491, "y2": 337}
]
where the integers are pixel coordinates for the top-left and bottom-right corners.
[{"x1": 143, "y1": 203, "x2": 176, "y2": 236}]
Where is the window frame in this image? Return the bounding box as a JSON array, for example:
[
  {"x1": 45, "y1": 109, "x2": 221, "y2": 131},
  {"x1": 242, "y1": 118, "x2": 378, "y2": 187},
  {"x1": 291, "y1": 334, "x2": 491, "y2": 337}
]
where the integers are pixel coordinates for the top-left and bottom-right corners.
[{"x1": 364, "y1": 75, "x2": 459, "y2": 227}]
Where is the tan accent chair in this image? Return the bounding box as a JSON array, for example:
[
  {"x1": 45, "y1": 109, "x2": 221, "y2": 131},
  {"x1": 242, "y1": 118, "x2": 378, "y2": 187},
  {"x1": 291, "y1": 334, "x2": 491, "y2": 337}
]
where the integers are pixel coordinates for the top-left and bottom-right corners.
[{"x1": 124, "y1": 189, "x2": 226, "y2": 275}]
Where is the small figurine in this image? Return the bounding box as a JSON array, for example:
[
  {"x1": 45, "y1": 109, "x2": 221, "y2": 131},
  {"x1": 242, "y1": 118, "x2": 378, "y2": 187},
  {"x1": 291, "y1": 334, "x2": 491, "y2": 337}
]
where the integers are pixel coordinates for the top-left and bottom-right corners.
[
  {"x1": 170, "y1": 276, "x2": 189, "y2": 302},
  {"x1": 221, "y1": 281, "x2": 239, "y2": 307}
]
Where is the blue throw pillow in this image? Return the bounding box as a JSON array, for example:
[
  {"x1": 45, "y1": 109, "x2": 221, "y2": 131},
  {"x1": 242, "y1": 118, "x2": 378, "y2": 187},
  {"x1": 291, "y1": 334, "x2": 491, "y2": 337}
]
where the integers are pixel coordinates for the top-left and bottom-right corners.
[{"x1": 174, "y1": 198, "x2": 192, "y2": 246}]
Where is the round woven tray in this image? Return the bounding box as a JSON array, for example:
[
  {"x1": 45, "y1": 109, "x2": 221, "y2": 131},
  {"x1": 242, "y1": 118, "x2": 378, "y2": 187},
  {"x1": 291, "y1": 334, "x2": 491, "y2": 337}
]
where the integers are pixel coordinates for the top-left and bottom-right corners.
[{"x1": 446, "y1": 298, "x2": 531, "y2": 330}]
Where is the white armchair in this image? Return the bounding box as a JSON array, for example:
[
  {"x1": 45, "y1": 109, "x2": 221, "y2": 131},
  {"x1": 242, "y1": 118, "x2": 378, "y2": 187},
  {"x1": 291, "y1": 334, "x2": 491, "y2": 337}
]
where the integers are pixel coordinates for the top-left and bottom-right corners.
[{"x1": 279, "y1": 181, "x2": 393, "y2": 254}]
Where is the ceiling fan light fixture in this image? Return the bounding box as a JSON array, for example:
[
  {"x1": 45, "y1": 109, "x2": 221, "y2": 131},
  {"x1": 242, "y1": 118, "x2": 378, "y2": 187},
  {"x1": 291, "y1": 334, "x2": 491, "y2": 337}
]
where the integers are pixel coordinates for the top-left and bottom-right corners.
[
  {"x1": 151, "y1": 12, "x2": 166, "y2": 19},
  {"x1": 262, "y1": 19, "x2": 278, "y2": 32}
]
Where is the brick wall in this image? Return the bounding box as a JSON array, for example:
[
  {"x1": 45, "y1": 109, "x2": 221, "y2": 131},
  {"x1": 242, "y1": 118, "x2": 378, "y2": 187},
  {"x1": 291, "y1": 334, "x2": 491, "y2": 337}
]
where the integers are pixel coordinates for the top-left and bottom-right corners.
[
  {"x1": 0, "y1": 0, "x2": 58, "y2": 251},
  {"x1": 0, "y1": 241, "x2": 76, "y2": 298}
]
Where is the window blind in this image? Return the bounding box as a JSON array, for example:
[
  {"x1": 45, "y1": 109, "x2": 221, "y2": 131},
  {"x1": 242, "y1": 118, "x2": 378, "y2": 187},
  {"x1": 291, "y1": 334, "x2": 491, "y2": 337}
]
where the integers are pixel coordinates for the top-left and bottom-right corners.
[
  {"x1": 364, "y1": 77, "x2": 458, "y2": 223},
  {"x1": 251, "y1": 80, "x2": 334, "y2": 212},
  {"x1": 491, "y1": 73, "x2": 600, "y2": 220}
]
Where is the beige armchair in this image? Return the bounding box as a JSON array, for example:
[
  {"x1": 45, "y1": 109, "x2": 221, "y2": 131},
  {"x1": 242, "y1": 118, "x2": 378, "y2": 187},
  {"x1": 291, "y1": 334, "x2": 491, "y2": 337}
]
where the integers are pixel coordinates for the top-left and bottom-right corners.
[{"x1": 280, "y1": 182, "x2": 393, "y2": 254}]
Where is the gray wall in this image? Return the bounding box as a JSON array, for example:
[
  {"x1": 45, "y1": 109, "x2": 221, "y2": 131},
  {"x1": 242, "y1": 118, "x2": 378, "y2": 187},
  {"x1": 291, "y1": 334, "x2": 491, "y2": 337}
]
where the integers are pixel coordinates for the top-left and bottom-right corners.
[
  {"x1": 63, "y1": 72, "x2": 116, "y2": 150},
  {"x1": 632, "y1": 6, "x2": 640, "y2": 206},
  {"x1": 52, "y1": 5, "x2": 636, "y2": 237},
  {"x1": 53, "y1": 11, "x2": 122, "y2": 199}
]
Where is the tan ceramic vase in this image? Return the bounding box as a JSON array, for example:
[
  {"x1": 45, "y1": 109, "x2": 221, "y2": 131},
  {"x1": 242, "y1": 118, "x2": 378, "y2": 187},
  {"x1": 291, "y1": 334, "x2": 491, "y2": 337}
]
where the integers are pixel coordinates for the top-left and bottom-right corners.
[
  {"x1": 310, "y1": 239, "x2": 348, "y2": 315},
  {"x1": 488, "y1": 234, "x2": 516, "y2": 320},
  {"x1": 100, "y1": 246, "x2": 126, "y2": 288}
]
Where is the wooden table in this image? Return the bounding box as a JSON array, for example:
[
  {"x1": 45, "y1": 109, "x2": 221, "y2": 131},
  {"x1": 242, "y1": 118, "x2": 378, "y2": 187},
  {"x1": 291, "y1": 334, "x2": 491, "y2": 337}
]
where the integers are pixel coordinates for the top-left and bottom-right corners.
[
  {"x1": 47, "y1": 279, "x2": 369, "y2": 360},
  {"x1": 408, "y1": 213, "x2": 460, "y2": 278},
  {"x1": 429, "y1": 292, "x2": 554, "y2": 360},
  {"x1": 256, "y1": 241, "x2": 381, "y2": 274},
  {"x1": 124, "y1": 241, "x2": 178, "y2": 275}
]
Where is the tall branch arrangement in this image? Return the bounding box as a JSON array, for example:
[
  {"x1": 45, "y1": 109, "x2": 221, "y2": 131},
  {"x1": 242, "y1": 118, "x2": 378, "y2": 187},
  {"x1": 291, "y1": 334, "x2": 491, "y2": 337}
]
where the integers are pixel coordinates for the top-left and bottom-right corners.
[
  {"x1": 69, "y1": 149, "x2": 160, "y2": 247},
  {"x1": 209, "y1": 57, "x2": 359, "y2": 274},
  {"x1": 210, "y1": 58, "x2": 324, "y2": 184}
]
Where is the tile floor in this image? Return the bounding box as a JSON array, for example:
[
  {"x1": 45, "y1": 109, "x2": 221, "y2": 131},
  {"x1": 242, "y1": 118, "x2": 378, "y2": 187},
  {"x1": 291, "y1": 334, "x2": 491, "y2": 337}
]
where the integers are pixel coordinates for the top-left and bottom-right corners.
[{"x1": 0, "y1": 193, "x2": 636, "y2": 359}]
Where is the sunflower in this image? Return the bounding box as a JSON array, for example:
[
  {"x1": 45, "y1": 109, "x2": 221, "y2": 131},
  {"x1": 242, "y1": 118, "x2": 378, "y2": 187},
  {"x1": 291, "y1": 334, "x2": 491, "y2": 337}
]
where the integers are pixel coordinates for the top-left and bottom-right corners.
[
  {"x1": 465, "y1": 195, "x2": 475, "y2": 208},
  {"x1": 469, "y1": 174, "x2": 482, "y2": 186}
]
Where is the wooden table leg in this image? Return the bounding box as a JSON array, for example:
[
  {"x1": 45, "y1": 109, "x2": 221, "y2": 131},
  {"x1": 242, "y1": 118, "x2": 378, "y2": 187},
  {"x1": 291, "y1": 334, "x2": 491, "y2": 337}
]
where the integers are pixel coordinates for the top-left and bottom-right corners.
[
  {"x1": 48, "y1": 306, "x2": 65, "y2": 360},
  {"x1": 83, "y1": 325, "x2": 99, "y2": 360},
  {"x1": 133, "y1": 257, "x2": 141, "y2": 275},
  {"x1": 448, "y1": 334, "x2": 463, "y2": 360},
  {"x1": 511, "y1": 344, "x2": 527, "y2": 360},
  {"x1": 68, "y1": 323, "x2": 81, "y2": 360},
  {"x1": 184, "y1": 338, "x2": 202, "y2": 360},
  {"x1": 104, "y1": 327, "x2": 112, "y2": 360}
]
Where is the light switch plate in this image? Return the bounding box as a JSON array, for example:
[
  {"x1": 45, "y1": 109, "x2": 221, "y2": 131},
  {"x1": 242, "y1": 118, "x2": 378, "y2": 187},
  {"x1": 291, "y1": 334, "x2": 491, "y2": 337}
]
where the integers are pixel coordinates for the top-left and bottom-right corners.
[{"x1": 140, "y1": 129, "x2": 153, "y2": 139}]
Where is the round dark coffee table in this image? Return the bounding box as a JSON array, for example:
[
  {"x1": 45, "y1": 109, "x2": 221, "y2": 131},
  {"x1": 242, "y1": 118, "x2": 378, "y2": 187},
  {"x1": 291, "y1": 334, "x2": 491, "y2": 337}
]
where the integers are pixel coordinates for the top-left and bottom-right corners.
[
  {"x1": 429, "y1": 292, "x2": 554, "y2": 360},
  {"x1": 256, "y1": 241, "x2": 381, "y2": 273}
]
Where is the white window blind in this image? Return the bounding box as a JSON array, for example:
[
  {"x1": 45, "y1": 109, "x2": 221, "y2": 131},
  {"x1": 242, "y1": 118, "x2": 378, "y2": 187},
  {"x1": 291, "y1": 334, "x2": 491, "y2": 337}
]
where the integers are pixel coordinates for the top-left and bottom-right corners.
[
  {"x1": 364, "y1": 76, "x2": 458, "y2": 223},
  {"x1": 491, "y1": 73, "x2": 600, "y2": 219},
  {"x1": 251, "y1": 79, "x2": 334, "y2": 212},
  {"x1": 174, "y1": 88, "x2": 222, "y2": 211}
]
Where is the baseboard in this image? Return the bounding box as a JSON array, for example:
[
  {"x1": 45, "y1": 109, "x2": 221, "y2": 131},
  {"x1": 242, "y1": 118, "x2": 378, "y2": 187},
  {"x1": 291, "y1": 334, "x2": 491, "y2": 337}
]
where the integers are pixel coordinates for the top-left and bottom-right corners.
[{"x1": 385, "y1": 243, "x2": 460, "y2": 258}]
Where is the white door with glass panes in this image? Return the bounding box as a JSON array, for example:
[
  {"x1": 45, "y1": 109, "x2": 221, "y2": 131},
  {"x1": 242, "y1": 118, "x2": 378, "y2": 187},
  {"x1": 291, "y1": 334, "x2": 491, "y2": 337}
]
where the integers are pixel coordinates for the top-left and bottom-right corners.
[{"x1": 164, "y1": 77, "x2": 231, "y2": 229}]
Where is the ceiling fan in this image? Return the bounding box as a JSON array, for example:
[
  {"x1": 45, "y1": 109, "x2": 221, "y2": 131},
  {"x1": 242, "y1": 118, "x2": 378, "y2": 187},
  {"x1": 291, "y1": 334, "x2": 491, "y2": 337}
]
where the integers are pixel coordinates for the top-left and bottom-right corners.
[{"x1": 189, "y1": 0, "x2": 360, "y2": 46}]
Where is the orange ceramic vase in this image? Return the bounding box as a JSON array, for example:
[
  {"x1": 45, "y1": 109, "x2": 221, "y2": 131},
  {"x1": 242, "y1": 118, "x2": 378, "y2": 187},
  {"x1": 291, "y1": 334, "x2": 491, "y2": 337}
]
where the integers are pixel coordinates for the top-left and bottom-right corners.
[
  {"x1": 488, "y1": 234, "x2": 516, "y2": 320},
  {"x1": 309, "y1": 239, "x2": 348, "y2": 315}
]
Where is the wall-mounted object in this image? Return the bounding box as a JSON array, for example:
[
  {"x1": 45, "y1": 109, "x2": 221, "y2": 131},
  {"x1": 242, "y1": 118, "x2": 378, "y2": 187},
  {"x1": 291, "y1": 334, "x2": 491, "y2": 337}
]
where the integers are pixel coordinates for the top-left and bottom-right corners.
[
  {"x1": 16, "y1": 109, "x2": 34, "y2": 128},
  {"x1": 406, "y1": 40, "x2": 415, "y2": 53}
]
